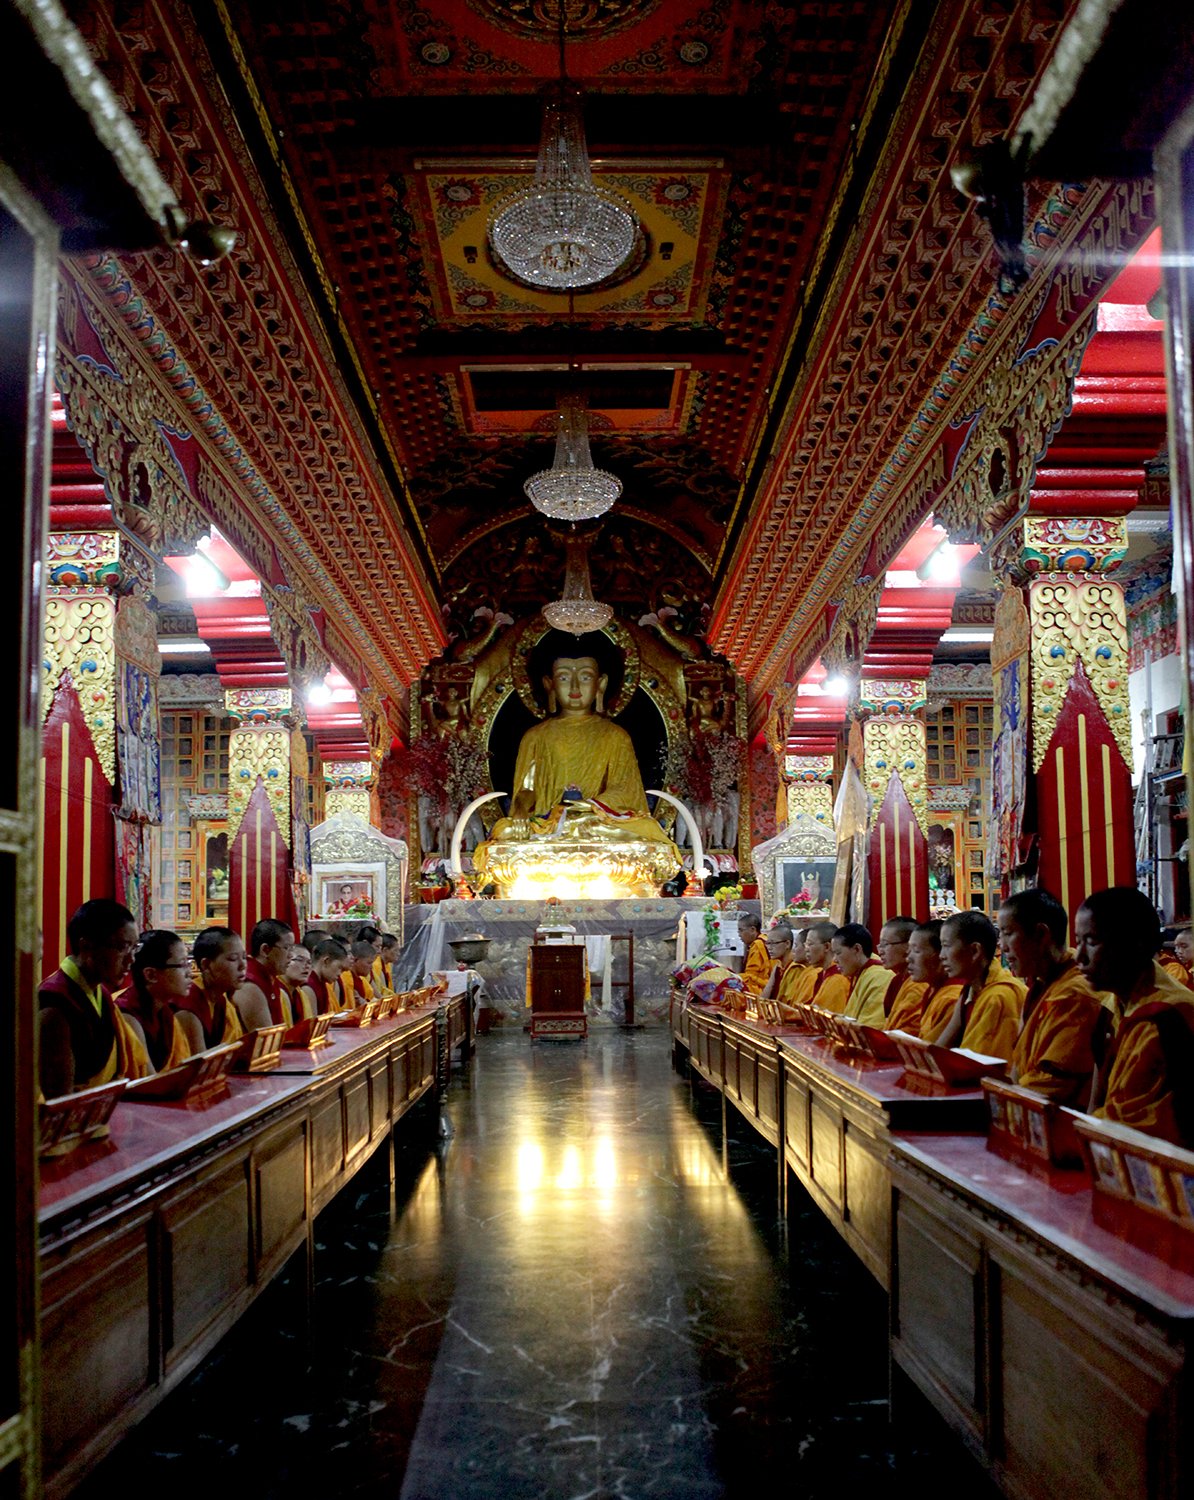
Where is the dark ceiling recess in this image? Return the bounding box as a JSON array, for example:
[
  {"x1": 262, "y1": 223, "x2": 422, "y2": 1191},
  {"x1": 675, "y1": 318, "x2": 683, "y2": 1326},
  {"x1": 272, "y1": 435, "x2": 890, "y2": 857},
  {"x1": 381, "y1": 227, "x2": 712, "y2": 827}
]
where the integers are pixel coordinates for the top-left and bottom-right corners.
[{"x1": 468, "y1": 369, "x2": 675, "y2": 413}]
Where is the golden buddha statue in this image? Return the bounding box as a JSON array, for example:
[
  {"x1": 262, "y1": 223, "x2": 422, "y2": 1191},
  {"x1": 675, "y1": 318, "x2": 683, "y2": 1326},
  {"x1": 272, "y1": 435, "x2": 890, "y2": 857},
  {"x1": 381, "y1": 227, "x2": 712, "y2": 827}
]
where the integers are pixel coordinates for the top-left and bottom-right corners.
[{"x1": 473, "y1": 631, "x2": 681, "y2": 899}]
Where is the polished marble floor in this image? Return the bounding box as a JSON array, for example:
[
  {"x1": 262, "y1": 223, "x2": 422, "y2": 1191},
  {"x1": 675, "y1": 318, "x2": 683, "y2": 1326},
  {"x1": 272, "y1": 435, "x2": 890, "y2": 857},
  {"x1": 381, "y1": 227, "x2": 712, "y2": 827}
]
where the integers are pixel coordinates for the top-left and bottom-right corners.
[{"x1": 78, "y1": 1031, "x2": 994, "y2": 1498}]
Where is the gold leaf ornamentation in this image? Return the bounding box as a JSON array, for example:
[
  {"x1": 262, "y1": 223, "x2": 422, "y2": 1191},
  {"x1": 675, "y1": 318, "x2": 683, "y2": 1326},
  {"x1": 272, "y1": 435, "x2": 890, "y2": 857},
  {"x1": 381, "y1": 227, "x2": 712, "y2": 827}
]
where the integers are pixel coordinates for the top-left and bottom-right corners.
[
  {"x1": 228, "y1": 727, "x2": 293, "y2": 844},
  {"x1": 1029, "y1": 578, "x2": 1130, "y2": 771},
  {"x1": 863, "y1": 715, "x2": 928, "y2": 836},
  {"x1": 43, "y1": 589, "x2": 117, "y2": 782}
]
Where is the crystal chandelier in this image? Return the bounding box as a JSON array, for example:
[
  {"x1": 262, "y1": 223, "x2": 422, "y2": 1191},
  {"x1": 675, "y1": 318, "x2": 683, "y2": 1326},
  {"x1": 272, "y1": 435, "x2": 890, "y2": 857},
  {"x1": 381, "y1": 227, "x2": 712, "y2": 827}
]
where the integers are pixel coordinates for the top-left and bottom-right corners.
[
  {"x1": 543, "y1": 532, "x2": 613, "y2": 634},
  {"x1": 489, "y1": 83, "x2": 638, "y2": 291},
  {"x1": 525, "y1": 395, "x2": 622, "y2": 521}
]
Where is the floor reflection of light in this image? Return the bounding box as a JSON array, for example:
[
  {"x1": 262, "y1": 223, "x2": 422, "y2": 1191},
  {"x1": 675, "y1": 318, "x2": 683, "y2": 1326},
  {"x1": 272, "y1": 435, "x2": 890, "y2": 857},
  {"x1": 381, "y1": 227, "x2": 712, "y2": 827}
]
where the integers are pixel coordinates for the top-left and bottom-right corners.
[
  {"x1": 395, "y1": 1154, "x2": 445, "y2": 1237},
  {"x1": 512, "y1": 1134, "x2": 622, "y2": 1213},
  {"x1": 516, "y1": 1140, "x2": 544, "y2": 1195},
  {"x1": 593, "y1": 1137, "x2": 617, "y2": 1193},
  {"x1": 555, "y1": 1145, "x2": 583, "y2": 1191},
  {"x1": 669, "y1": 1097, "x2": 730, "y2": 1193}
]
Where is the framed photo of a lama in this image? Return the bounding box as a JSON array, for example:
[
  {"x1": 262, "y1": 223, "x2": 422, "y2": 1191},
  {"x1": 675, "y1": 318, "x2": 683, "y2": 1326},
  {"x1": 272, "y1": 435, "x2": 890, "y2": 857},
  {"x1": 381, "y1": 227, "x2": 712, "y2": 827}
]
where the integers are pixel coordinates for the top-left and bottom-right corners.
[{"x1": 313, "y1": 861, "x2": 387, "y2": 920}]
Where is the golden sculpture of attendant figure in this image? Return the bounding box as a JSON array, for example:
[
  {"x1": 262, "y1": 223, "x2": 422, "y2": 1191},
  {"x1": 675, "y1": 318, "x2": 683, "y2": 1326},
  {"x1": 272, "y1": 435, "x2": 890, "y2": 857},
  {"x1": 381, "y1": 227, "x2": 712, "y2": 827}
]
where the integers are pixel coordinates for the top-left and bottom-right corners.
[{"x1": 475, "y1": 631, "x2": 680, "y2": 896}]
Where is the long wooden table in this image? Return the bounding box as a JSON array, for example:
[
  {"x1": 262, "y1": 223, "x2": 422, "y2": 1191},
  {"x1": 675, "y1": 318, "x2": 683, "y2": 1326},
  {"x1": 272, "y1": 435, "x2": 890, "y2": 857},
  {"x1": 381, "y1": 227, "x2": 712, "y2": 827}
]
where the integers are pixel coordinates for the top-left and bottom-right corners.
[
  {"x1": 673, "y1": 999, "x2": 1194, "y2": 1499},
  {"x1": 38, "y1": 998, "x2": 470, "y2": 1498},
  {"x1": 682, "y1": 1001, "x2": 985, "y2": 1287},
  {"x1": 890, "y1": 1132, "x2": 1194, "y2": 1500}
]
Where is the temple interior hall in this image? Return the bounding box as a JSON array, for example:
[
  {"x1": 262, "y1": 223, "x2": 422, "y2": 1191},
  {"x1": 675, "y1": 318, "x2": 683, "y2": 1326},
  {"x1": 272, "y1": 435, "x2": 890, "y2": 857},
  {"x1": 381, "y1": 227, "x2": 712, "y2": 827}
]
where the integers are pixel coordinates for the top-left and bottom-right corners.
[{"x1": 5, "y1": 1, "x2": 1194, "y2": 1496}]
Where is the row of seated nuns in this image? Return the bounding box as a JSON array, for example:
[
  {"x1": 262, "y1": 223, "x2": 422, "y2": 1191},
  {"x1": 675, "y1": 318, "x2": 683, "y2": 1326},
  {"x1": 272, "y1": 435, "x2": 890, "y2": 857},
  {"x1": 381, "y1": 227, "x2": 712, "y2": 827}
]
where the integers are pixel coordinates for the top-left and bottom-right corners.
[
  {"x1": 735, "y1": 885, "x2": 1194, "y2": 1150},
  {"x1": 37, "y1": 900, "x2": 403, "y2": 1099}
]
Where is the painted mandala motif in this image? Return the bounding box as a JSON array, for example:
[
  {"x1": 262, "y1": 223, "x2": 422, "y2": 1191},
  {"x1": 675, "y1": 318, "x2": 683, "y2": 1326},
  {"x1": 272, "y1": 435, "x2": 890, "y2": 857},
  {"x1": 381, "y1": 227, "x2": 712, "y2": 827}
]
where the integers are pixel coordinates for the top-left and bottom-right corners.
[{"x1": 467, "y1": 0, "x2": 661, "y2": 41}]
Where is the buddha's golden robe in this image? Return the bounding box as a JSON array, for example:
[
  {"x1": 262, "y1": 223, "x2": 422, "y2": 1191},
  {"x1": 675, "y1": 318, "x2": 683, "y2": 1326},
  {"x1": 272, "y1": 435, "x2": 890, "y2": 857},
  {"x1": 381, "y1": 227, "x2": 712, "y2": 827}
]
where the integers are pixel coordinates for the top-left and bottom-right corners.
[
  {"x1": 1096, "y1": 960, "x2": 1194, "y2": 1147},
  {"x1": 492, "y1": 714, "x2": 672, "y2": 846},
  {"x1": 884, "y1": 974, "x2": 928, "y2": 1036},
  {"x1": 1011, "y1": 959, "x2": 1102, "y2": 1106},
  {"x1": 843, "y1": 962, "x2": 896, "y2": 1027},
  {"x1": 959, "y1": 961, "x2": 1026, "y2": 1060},
  {"x1": 918, "y1": 980, "x2": 965, "y2": 1042},
  {"x1": 743, "y1": 938, "x2": 776, "y2": 996}
]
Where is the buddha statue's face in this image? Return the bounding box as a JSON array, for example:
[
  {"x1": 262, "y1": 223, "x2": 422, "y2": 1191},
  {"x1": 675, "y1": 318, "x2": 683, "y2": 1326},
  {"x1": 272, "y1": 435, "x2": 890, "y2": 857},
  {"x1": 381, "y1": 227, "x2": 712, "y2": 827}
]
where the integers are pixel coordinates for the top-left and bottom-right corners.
[{"x1": 545, "y1": 656, "x2": 607, "y2": 717}]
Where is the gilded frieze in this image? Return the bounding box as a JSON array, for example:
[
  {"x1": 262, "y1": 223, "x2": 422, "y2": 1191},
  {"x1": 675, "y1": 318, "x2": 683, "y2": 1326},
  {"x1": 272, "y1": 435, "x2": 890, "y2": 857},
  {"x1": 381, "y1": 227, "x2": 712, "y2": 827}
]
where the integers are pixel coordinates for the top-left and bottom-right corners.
[
  {"x1": 1029, "y1": 577, "x2": 1132, "y2": 771},
  {"x1": 42, "y1": 589, "x2": 117, "y2": 783},
  {"x1": 326, "y1": 788, "x2": 372, "y2": 821},
  {"x1": 224, "y1": 687, "x2": 294, "y2": 724},
  {"x1": 863, "y1": 715, "x2": 929, "y2": 837},
  {"x1": 228, "y1": 727, "x2": 293, "y2": 844},
  {"x1": 1021, "y1": 516, "x2": 1128, "y2": 576}
]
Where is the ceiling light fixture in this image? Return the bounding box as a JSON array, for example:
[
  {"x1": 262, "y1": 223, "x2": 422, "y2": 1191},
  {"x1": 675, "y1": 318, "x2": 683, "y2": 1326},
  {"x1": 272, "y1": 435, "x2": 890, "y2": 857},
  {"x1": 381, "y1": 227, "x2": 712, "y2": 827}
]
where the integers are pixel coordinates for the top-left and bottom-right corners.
[
  {"x1": 542, "y1": 531, "x2": 613, "y2": 635},
  {"x1": 525, "y1": 394, "x2": 622, "y2": 521},
  {"x1": 821, "y1": 674, "x2": 851, "y2": 697},
  {"x1": 921, "y1": 540, "x2": 960, "y2": 584},
  {"x1": 488, "y1": 9, "x2": 637, "y2": 291},
  {"x1": 184, "y1": 550, "x2": 229, "y2": 598},
  {"x1": 306, "y1": 680, "x2": 334, "y2": 707}
]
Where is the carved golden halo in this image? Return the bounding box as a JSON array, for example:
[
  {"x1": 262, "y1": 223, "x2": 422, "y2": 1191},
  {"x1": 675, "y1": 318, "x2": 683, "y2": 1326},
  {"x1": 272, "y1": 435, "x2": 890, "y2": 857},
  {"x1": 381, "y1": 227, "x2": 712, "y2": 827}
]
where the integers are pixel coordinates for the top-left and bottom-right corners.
[{"x1": 511, "y1": 614, "x2": 641, "y2": 720}]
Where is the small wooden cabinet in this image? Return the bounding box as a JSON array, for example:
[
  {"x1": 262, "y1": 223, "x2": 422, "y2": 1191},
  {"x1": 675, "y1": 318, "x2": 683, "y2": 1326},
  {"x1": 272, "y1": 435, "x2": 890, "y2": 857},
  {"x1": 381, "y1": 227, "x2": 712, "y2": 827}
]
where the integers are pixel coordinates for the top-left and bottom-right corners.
[{"x1": 529, "y1": 942, "x2": 587, "y2": 1039}]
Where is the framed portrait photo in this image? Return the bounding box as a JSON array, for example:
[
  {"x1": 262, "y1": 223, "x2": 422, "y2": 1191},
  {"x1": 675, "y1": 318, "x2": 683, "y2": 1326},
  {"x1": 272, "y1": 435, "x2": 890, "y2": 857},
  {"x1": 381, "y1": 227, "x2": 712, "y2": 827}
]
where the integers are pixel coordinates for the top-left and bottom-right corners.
[{"x1": 311, "y1": 860, "x2": 388, "y2": 919}]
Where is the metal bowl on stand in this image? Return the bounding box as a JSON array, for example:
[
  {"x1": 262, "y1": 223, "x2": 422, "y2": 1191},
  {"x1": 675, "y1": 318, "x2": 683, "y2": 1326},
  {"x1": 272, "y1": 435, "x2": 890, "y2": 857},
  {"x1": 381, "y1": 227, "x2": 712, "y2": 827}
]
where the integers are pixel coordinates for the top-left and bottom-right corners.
[{"x1": 448, "y1": 933, "x2": 491, "y2": 965}]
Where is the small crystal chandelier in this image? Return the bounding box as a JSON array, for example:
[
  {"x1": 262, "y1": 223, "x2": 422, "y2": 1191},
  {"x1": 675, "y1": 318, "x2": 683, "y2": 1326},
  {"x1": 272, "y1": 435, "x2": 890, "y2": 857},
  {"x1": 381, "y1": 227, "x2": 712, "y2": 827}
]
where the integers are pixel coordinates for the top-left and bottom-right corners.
[
  {"x1": 525, "y1": 394, "x2": 622, "y2": 521},
  {"x1": 543, "y1": 531, "x2": 613, "y2": 634},
  {"x1": 489, "y1": 81, "x2": 638, "y2": 291}
]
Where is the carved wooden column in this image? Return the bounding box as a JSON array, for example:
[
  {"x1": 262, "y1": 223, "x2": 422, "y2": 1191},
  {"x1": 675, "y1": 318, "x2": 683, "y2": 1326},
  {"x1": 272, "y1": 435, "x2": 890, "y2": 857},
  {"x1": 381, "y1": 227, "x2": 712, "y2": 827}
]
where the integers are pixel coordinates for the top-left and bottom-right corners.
[
  {"x1": 990, "y1": 516, "x2": 1135, "y2": 919},
  {"x1": 39, "y1": 531, "x2": 162, "y2": 969},
  {"x1": 784, "y1": 754, "x2": 835, "y2": 831},
  {"x1": 324, "y1": 760, "x2": 375, "y2": 823},
  {"x1": 860, "y1": 678, "x2": 931, "y2": 930},
  {"x1": 226, "y1": 688, "x2": 307, "y2": 937},
  {"x1": 41, "y1": 540, "x2": 118, "y2": 971}
]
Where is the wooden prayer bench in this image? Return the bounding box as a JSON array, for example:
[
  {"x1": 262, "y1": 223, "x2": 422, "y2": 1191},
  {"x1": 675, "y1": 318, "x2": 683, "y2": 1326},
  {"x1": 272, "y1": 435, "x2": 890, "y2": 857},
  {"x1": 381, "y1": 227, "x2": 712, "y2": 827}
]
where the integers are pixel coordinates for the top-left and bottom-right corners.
[
  {"x1": 673, "y1": 1004, "x2": 1194, "y2": 1497},
  {"x1": 676, "y1": 1004, "x2": 987, "y2": 1288},
  {"x1": 38, "y1": 997, "x2": 469, "y2": 1498},
  {"x1": 777, "y1": 1031, "x2": 988, "y2": 1288},
  {"x1": 889, "y1": 1132, "x2": 1194, "y2": 1500}
]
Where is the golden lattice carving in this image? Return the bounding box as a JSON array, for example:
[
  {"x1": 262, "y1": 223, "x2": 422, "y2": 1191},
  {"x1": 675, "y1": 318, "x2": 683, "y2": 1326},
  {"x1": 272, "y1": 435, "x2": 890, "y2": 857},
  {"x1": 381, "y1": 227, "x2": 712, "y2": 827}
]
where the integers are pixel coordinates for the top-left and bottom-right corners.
[
  {"x1": 1029, "y1": 577, "x2": 1131, "y2": 771},
  {"x1": 787, "y1": 781, "x2": 834, "y2": 827},
  {"x1": 863, "y1": 715, "x2": 928, "y2": 836},
  {"x1": 43, "y1": 589, "x2": 117, "y2": 782},
  {"x1": 228, "y1": 727, "x2": 293, "y2": 844},
  {"x1": 326, "y1": 788, "x2": 372, "y2": 821}
]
